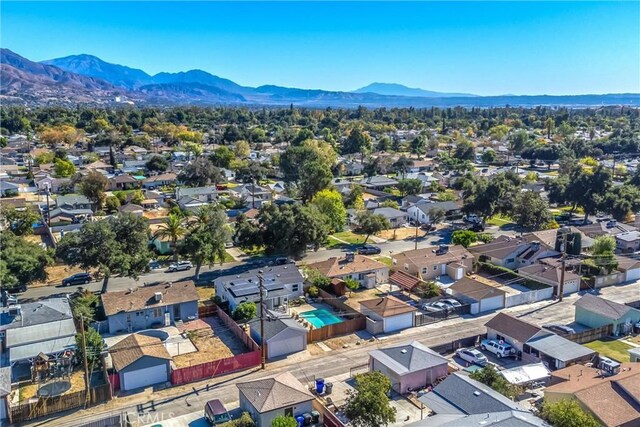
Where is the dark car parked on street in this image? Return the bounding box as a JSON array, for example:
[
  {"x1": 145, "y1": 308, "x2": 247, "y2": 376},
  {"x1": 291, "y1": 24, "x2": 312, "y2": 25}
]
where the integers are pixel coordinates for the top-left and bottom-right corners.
[{"x1": 62, "y1": 272, "x2": 93, "y2": 286}]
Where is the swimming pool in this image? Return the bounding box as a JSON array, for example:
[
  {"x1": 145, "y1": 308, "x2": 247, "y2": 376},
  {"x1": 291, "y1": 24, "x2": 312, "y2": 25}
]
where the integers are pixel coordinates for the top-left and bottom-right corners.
[{"x1": 300, "y1": 308, "x2": 344, "y2": 328}]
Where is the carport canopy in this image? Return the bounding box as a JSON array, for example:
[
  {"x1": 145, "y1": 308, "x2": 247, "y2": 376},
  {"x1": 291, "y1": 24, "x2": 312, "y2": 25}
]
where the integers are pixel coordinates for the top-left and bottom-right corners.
[{"x1": 500, "y1": 363, "x2": 550, "y2": 385}]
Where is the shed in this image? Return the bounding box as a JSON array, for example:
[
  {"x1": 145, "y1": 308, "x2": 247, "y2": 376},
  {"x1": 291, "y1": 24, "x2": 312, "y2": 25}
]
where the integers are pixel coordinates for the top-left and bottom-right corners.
[
  {"x1": 249, "y1": 312, "x2": 307, "y2": 360},
  {"x1": 448, "y1": 277, "x2": 505, "y2": 314},
  {"x1": 360, "y1": 296, "x2": 416, "y2": 334},
  {"x1": 110, "y1": 333, "x2": 172, "y2": 391},
  {"x1": 369, "y1": 341, "x2": 449, "y2": 393}
]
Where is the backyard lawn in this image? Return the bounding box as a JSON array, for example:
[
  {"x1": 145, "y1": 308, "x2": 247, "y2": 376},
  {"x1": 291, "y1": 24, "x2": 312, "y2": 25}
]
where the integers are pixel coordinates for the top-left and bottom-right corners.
[
  {"x1": 584, "y1": 339, "x2": 632, "y2": 362},
  {"x1": 330, "y1": 231, "x2": 367, "y2": 245},
  {"x1": 486, "y1": 214, "x2": 515, "y2": 227}
]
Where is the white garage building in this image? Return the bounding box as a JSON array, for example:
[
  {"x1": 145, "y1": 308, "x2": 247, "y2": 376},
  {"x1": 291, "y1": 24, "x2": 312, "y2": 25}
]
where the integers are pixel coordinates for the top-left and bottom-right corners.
[
  {"x1": 448, "y1": 277, "x2": 506, "y2": 314},
  {"x1": 360, "y1": 296, "x2": 417, "y2": 334},
  {"x1": 110, "y1": 333, "x2": 172, "y2": 391}
]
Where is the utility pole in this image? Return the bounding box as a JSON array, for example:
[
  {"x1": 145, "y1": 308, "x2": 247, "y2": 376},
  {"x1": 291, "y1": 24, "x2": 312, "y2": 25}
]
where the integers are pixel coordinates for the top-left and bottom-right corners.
[
  {"x1": 414, "y1": 225, "x2": 418, "y2": 251},
  {"x1": 558, "y1": 232, "x2": 568, "y2": 302},
  {"x1": 258, "y1": 271, "x2": 266, "y2": 370},
  {"x1": 80, "y1": 314, "x2": 90, "y2": 407},
  {"x1": 252, "y1": 179, "x2": 256, "y2": 209},
  {"x1": 45, "y1": 186, "x2": 51, "y2": 227}
]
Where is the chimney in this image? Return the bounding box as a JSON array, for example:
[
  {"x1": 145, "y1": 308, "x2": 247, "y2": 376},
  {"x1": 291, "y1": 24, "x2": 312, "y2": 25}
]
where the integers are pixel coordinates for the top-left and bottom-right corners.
[
  {"x1": 346, "y1": 252, "x2": 355, "y2": 262},
  {"x1": 155, "y1": 292, "x2": 163, "y2": 302}
]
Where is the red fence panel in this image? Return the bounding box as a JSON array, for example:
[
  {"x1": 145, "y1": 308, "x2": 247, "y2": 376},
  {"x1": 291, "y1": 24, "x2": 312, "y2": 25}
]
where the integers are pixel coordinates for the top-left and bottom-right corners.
[
  {"x1": 170, "y1": 350, "x2": 261, "y2": 386},
  {"x1": 108, "y1": 373, "x2": 120, "y2": 392}
]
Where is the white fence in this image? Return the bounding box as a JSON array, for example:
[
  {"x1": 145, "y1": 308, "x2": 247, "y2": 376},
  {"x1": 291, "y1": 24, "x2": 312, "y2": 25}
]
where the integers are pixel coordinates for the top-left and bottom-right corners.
[{"x1": 505, "y1": 286, "x2": 554, "y2": 308}]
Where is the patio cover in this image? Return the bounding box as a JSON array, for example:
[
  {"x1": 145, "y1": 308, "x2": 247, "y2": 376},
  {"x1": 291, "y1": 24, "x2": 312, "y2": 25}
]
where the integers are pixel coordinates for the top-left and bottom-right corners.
[{"x1": 500, "y1": 363, "x2": 550, "y2": 385}]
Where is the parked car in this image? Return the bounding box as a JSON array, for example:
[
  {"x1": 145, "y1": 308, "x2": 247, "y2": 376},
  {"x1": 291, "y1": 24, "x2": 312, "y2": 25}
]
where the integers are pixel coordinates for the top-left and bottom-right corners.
[
  {"x1": 148, "y1": 260, "x2": 162, "y2": 270},
  {"x1": 421, "y1": 223, "x2": 437, "y2": 231},
  {"x1": 274, "y1": 257, "x2": 293, "y2": 265},
  {"x1": 166, "y1": 261, "x2": 193, "y2": 272},
  {"x1": 456, "y1": 348, "x2": 488, "y2": 366},
  {"x1": 440, "y1": 298, "x2": 462, "y2": 309},
  {"x1": 357, "y1": 245, "x2": 382, "y2": 255},
  {"x1": 421, "y1": 302, "x2": 450, "y2": 313},
  {"x1": 62, "y1": 272, "x2": 93, "y2": 286},
  {"x1": 544, "y1": 324, "x2": 576, "y2": 334},
  {"x1": 468, "y1": 223, "x2": 485, "y2": 232},
  {"x1": 481, "y1": 339, "x2": 515, "y2": 358},
  {"x1": 204, "y1": 399, "x2": 231, "y2": 425},
  {"x1": 463, "y1": 214, "x2": 480, "y2": 224}
]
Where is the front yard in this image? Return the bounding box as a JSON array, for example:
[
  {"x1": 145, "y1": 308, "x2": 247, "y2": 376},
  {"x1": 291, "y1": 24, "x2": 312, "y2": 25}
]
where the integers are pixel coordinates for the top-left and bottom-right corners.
[
  {"x1": 584, "y1": 339, "x2": 633, "y2": 362},
  {"x1": 486, "y1": 213, "x2": 515, "y2": 227}
]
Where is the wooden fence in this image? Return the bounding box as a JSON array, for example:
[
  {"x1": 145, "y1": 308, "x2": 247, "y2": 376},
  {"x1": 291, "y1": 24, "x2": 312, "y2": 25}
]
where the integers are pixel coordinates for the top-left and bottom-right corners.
[
  {"x1": 198, "y1": 304, "x2": 217, "y2": 318},
  {"x1": 9, "y1": 383, "x2": 111, "y2": 424},
  {"x1": 563, "y1": 324, "x2": 613, "y2": 344},
  {"x1": 306, "y1": 289, "x2": 366, "y2": 343},
  {"x1": 215, "y1": 306, "x2": 260, "y2": 352}
]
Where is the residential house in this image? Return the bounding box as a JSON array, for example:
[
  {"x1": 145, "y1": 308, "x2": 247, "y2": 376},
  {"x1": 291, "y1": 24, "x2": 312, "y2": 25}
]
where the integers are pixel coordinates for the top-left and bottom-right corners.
[
  {"x1": 0, "y1": 298, "x2": 77, "y2": 376},
  {"x1": 236, "y1": 372, "x2": 315, "y2": 427},
  {"x1": 616, "y1": 231, "x2": 640, "y2": 253},
  {"x1": 108, "y1": 174, "x2": 140, "y2": 191},
  {"x1": 0, "y1": 367, "x2": 9, "y2": 421},
  {"x1": 448, "y1": 277, "x2": 506, "y2": 314},
  {"x1": 118, "y1": 204, "x2": 144, "y2": 216},
  {"x1": 574, "y1": 294, "x2": 640, "y2": 335},
  {"x1": 176, "y1": 186, "x2": 218, "y2": 203},
  {"x1": 469, "y1": 237, "x2": 559, "y2": 270},
  {"x1": 544, "y1": 363, "x2": 640, "y2": 427},
  {"x1": 49, "y1": 194, "x2": 94, "y2": 223},
  {"x1": 629, "y1": 347, "x2": 640, "y2": 362},
  {"x1": 100, "y1": 281, "x2": 199, "y2": 334},
  {"x1": 0, "y1": 180, "x2": 19, "y2": 197},
  {"x1": 55, "y1": 194, "x2": 93, "y2": 211},
  {"x1": 214, "y1": 265, "x2": 304, "y2": 311},
  {"x1": 369, "y1": 341, "x2": 449, "y2": 393},
  {"x1": 34, "y1": 175, "x2": 71, "y2": 194},
  {"x1": 122, "y1": 159, "x2": 148, "y2": 174},
  {"x1": 485, "y1": 313, "x2": 595, "y2": 369},
  {"x1": 407, "y1": 200, "x2": 462, "y2": 225},
  {"x1": 416, "y1": 372, "x2": 545, "y2": 426},
  {"x1": 249, "y1": 311, "x2": 307, "y2": 360},
  {"x1": 392, "y1": 245, "x2": 473, "y2": 281},
  {"x1": 109, "y1": 333, "x2": 172, "y2": 391},
  {"x1": 372, "y1": 207, "x2": 408, "y2": 228},
  {"x1": 122, "y1": 145, "x2": 148, "y2": 159},
  {"x1": 578, "y1": 221, "x2": 637, "y2": 239},
  {"x1": 220, "y1": 168, "x2": 236, "y2": 181},
  {"x1": 359, "y1": 175, "x2": 399, "y2": 190},
  {"x1": 306, "y1": 254, "x2": 389, "y2": 289},
  {"x1": 360, "y1": 296, "x2": 416, "y2": 334},
  {"x1": 176, "y1": 195, "x2": 208, "y2": 212},
  {"x1": 407, "y1": 159, "x2": 435, "y2": 173},
  {"x1": 84, "y1": 160, "x2": 114, "y2": 174},
  {"x1": 229, "y1": 183, "x2": 273, "y2": 209},
  {"x1": 616, "y1": 255, "x2": 640, "y2": 282},
  {"x1": 518, "y1": 263, "x2": 581, "y2": 295},
  {"x1": 343, "y1": 159, "x2": 365, "y2": 176},
  {"x1": 142, "y1": 172, "x2": 178, "y2": 189}
]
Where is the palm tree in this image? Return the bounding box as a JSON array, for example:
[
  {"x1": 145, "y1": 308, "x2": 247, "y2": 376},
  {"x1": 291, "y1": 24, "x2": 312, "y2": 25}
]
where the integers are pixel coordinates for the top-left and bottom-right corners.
[{"x1": 154, "y1": 214, "x2": 186, "y2": 262}]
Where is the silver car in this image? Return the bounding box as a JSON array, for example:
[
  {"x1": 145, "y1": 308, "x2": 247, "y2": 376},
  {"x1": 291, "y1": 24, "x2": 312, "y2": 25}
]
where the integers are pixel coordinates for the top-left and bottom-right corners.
[
  {"x1": 167, "y1": 261, "x2": 193, "y2": 272},
  {"x1": 456, "y1": 348, "x2": 488, "y2": 366}
]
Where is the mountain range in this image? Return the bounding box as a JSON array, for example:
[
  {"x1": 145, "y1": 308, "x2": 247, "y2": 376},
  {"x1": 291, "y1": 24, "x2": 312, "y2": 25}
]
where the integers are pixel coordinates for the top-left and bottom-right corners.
[{"x1": 2, "y1": 49, "x2": 638, "y2": 108}]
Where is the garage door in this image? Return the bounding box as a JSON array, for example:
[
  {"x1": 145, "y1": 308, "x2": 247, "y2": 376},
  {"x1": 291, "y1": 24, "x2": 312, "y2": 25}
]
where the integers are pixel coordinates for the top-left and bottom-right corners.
[
  {"x1": 563, "y1": 281, "x2": 580, "y2": 295},
  {"x1": 385, "y1": 313, "x2": 412, "y2": 332},
  {"x1": 123, "y1": 364, "x2": 167, "y2": 390},
  {"x1": 627, "y1": 268, "x2": 640, "y2": 282},
  {"x1": 269, "y1": 336, "x2": 304, "y2": 359},
  {"x1": 479, "y1": 296, "x2": 504, "y2": 313}
]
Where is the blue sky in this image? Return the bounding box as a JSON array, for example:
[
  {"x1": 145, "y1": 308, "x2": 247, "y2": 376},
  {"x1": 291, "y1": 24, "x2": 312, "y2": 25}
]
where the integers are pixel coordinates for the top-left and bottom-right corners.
[{"x1": 2, "y1": 1, "x2": 639, "y2": 95}]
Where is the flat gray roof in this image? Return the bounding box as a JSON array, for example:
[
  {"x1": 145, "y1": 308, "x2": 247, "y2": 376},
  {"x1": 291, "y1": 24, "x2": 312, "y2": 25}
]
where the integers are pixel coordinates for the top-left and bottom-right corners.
[{"x1": 526, "y1": 334, "x2": 595, "y2": 362}]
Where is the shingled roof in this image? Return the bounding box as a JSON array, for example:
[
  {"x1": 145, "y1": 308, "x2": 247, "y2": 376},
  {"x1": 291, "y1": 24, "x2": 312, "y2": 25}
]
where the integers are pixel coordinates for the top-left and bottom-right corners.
[
  {"x1": 574, "y1": 294, "x2": 637, "y2": 321},
  {"x1": 485, "y1": 313, "x2": 545, "y2": 343},
  {"x1": 307, "y1": 255, "x2": 387, "y2": 278},
  {"x1": 110, "y1": 333, "x2": 171, "y2": 371},
  {"x1": 101, "y1": 281, "x2": 198, "y2": 316},
  {"x1": 236, "y1": 372, "x2": 314, "y2": 413},
  {"x1": 360, "y1": 295, "x2": 417, "y2": 317}
]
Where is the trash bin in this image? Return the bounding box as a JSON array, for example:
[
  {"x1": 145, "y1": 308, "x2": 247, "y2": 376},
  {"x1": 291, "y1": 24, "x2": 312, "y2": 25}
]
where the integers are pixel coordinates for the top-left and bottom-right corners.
[
  {"x1": 295, "y1": 415, "x2": 305, "y2": 426},
  {"x1": 324, "y1": 382, "x2": 333, "y2": 395},
  {"x1": 315, "y1": 378, "x2": 325, "y2": 394},
  {"x1": 311, "y1": 411, "x2": 321, "y2": 423}
]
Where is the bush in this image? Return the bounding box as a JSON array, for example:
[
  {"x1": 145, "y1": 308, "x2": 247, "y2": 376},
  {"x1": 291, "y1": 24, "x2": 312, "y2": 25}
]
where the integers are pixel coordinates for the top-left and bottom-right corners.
[
  {"x1": 308, "y1": 285, "x2": 320, "y2": 298},
  {"x1": 232, "y1": 301, "x2": 257, "y2": 322},
  {"x1": 218, "y1": 412, "x2": 255, "y2": 427},
  {"x1": 476, "y1": 233, "x2": 494, "y2": 243},
  {"x1": 415, "y1": 280, "x2": 441, "y2": 298}
]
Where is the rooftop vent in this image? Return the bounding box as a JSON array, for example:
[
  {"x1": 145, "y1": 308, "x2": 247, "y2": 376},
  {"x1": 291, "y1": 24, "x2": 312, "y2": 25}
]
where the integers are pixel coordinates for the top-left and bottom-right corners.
[
  {"x1": 154, "y1": 292, "x2": 163, "y2": 302},
  {"x1": 473, "y1": 391, "x2": 481, "y2": 396},
  {"x1": 401, "y1": 349, "x2": 407, "y2": 354}
]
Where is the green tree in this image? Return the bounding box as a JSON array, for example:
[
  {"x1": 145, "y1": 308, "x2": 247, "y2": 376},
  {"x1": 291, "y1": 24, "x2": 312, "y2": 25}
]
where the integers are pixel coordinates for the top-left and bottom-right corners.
[
  {"x1": 545, "y1": 117, "x2": 555, "y2": 139},
  {"x1": 291, "y1": 128, "x2": 315, "y2": 146},
  {"x1": 509, "y1": 129, "x2": 531, "y2": 154},
  {"x1": 299, "y1": 160, "x2": 333, "y2": 203},
  {"x1": 344, "y1": 371, "x2": 396, "y2": 427},
  {"x1": 79, "y1": 171, "x2": 108, "y2": 211},
  {"x1": 76, "y1": 327, "x2": 104, "y2": 371},
  {"x1": 312, "y1": 189, "x2": 347, "y2": 233},
  {"x1": 0, "y1": 205, "x2": 40, "y2": 235},
  {"x1": 56, "y1": 214, "x2": 151, "y2": 293},
  {"x1": 53, "y1": 158, "x2": 76, "y2": 177},
  {"x1": 397, "y1": 179, "x2": 423, "y2": 196},
  {"x1": 410, "y1": 135, "x2": 426, "y2": 155},
  {"x1": 428, "y1": 208, "x2": 446, "y2": 225},
  {"x1": 210, "y1": 146, "x2": 235, "y2": 168},
  {"x1": 452, "y1": 230, "x2": 477, "y2": 248},
  {"x1": 104, "y1": 195, "x2": 121, "y2": 213},
  {"x1": 343, "y1": 127, "x2": 372, "y2": 160},
  {"x1": 145, "y1": 155, "x2": 169, "y2": 172},
  {"x1": 470, "y1": 365, "x2": 520, "y2": 399},
  {"x1": 454, "y1": 139, "x2": 475, "y2": 161},
  {"x1": 271, "y1": 416, "x2": 298, "y2": 427},
  {"x1": 510, "y1": 191, "x2": 553, "y2": 230},
  {"x1": 232, "y1": 301, "x2": 257, "y2": 322},
  {"x1": 130, "y1": 189, "x2": 145, "y2": 205},
  {"x1": 181, "y1": 207, "x2": 230, "y2": 279},
  {"x1": 0, "y1": 231, "x2": 53, "y2": 290},
  {"x1": 154, "y1": 214, "x2": 187, "y2": 262},
  {"x1": 392, "y1": 156, "x2": 414, "y2": 179},
  {"x1": 591, "y1": 235, "x2": 617, "y2": 273},
  {"x1": 71, "y1": 290, "x2": 99, "y2": 325},
  {"x1": 541, "y1": 400, "x2": 600, "y2": 427},
  {"x1": 481, "y1": 149, "x2": 496, "y2": 163},
  {"x1": 344, "y1": 277, "x2": 360, "y2": 296},
  {"x1": 355, "y1": 211, "x2": 390, "y2": 244},
  {"x1": 235, "y1": 140, "x2": 251, "y2": 158},
  {"x1": 181, "y1": 157, "x2": 221, "y2": 187}
]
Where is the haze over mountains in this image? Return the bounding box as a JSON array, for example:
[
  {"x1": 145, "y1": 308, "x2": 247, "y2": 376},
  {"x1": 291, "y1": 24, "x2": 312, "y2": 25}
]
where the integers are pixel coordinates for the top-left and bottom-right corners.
[{"x1": 2, "y1": 49, "x2": 638, "y2": 108}]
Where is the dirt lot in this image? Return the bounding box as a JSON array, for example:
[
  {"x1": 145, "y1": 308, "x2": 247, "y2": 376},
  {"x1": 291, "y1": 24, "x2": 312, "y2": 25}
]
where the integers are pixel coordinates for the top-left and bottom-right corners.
[
  {"x1": 172, "y1": 316, "x2": 247, "y2": 368},
  {"x1": 378, "y1": 227, "x2": 425, "y2": 241},
  {"x1": 196, "y1": 287, "x2": 215, "y2": 303},
  {"x1": 143, "y1": 208, "x2": 169, "y2": 220},
  {"x1": 343, "y1": 288, "x2": 387, "y2": 310},
  {"x1": 32, "y1": 264, "x2": 93, "y2": 287},
  {"x1": 18, "y1": 369, "x2": 85, "y2": 402}
]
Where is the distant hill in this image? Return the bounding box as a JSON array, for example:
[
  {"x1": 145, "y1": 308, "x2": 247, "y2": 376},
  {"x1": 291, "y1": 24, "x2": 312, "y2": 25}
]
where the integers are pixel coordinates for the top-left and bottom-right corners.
[
  {"x1": 354, "y1": 82, "x2": 477, "y2": 98},
  {"x1": 1, "y1": 49, "x2": 126, "y2": 104},
  {"x1": 0, "y1": 49, "x2": 636, "y2": 107},
  {"x1": 42, "y1": 54, "x2": 152, "y2": 89}
]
